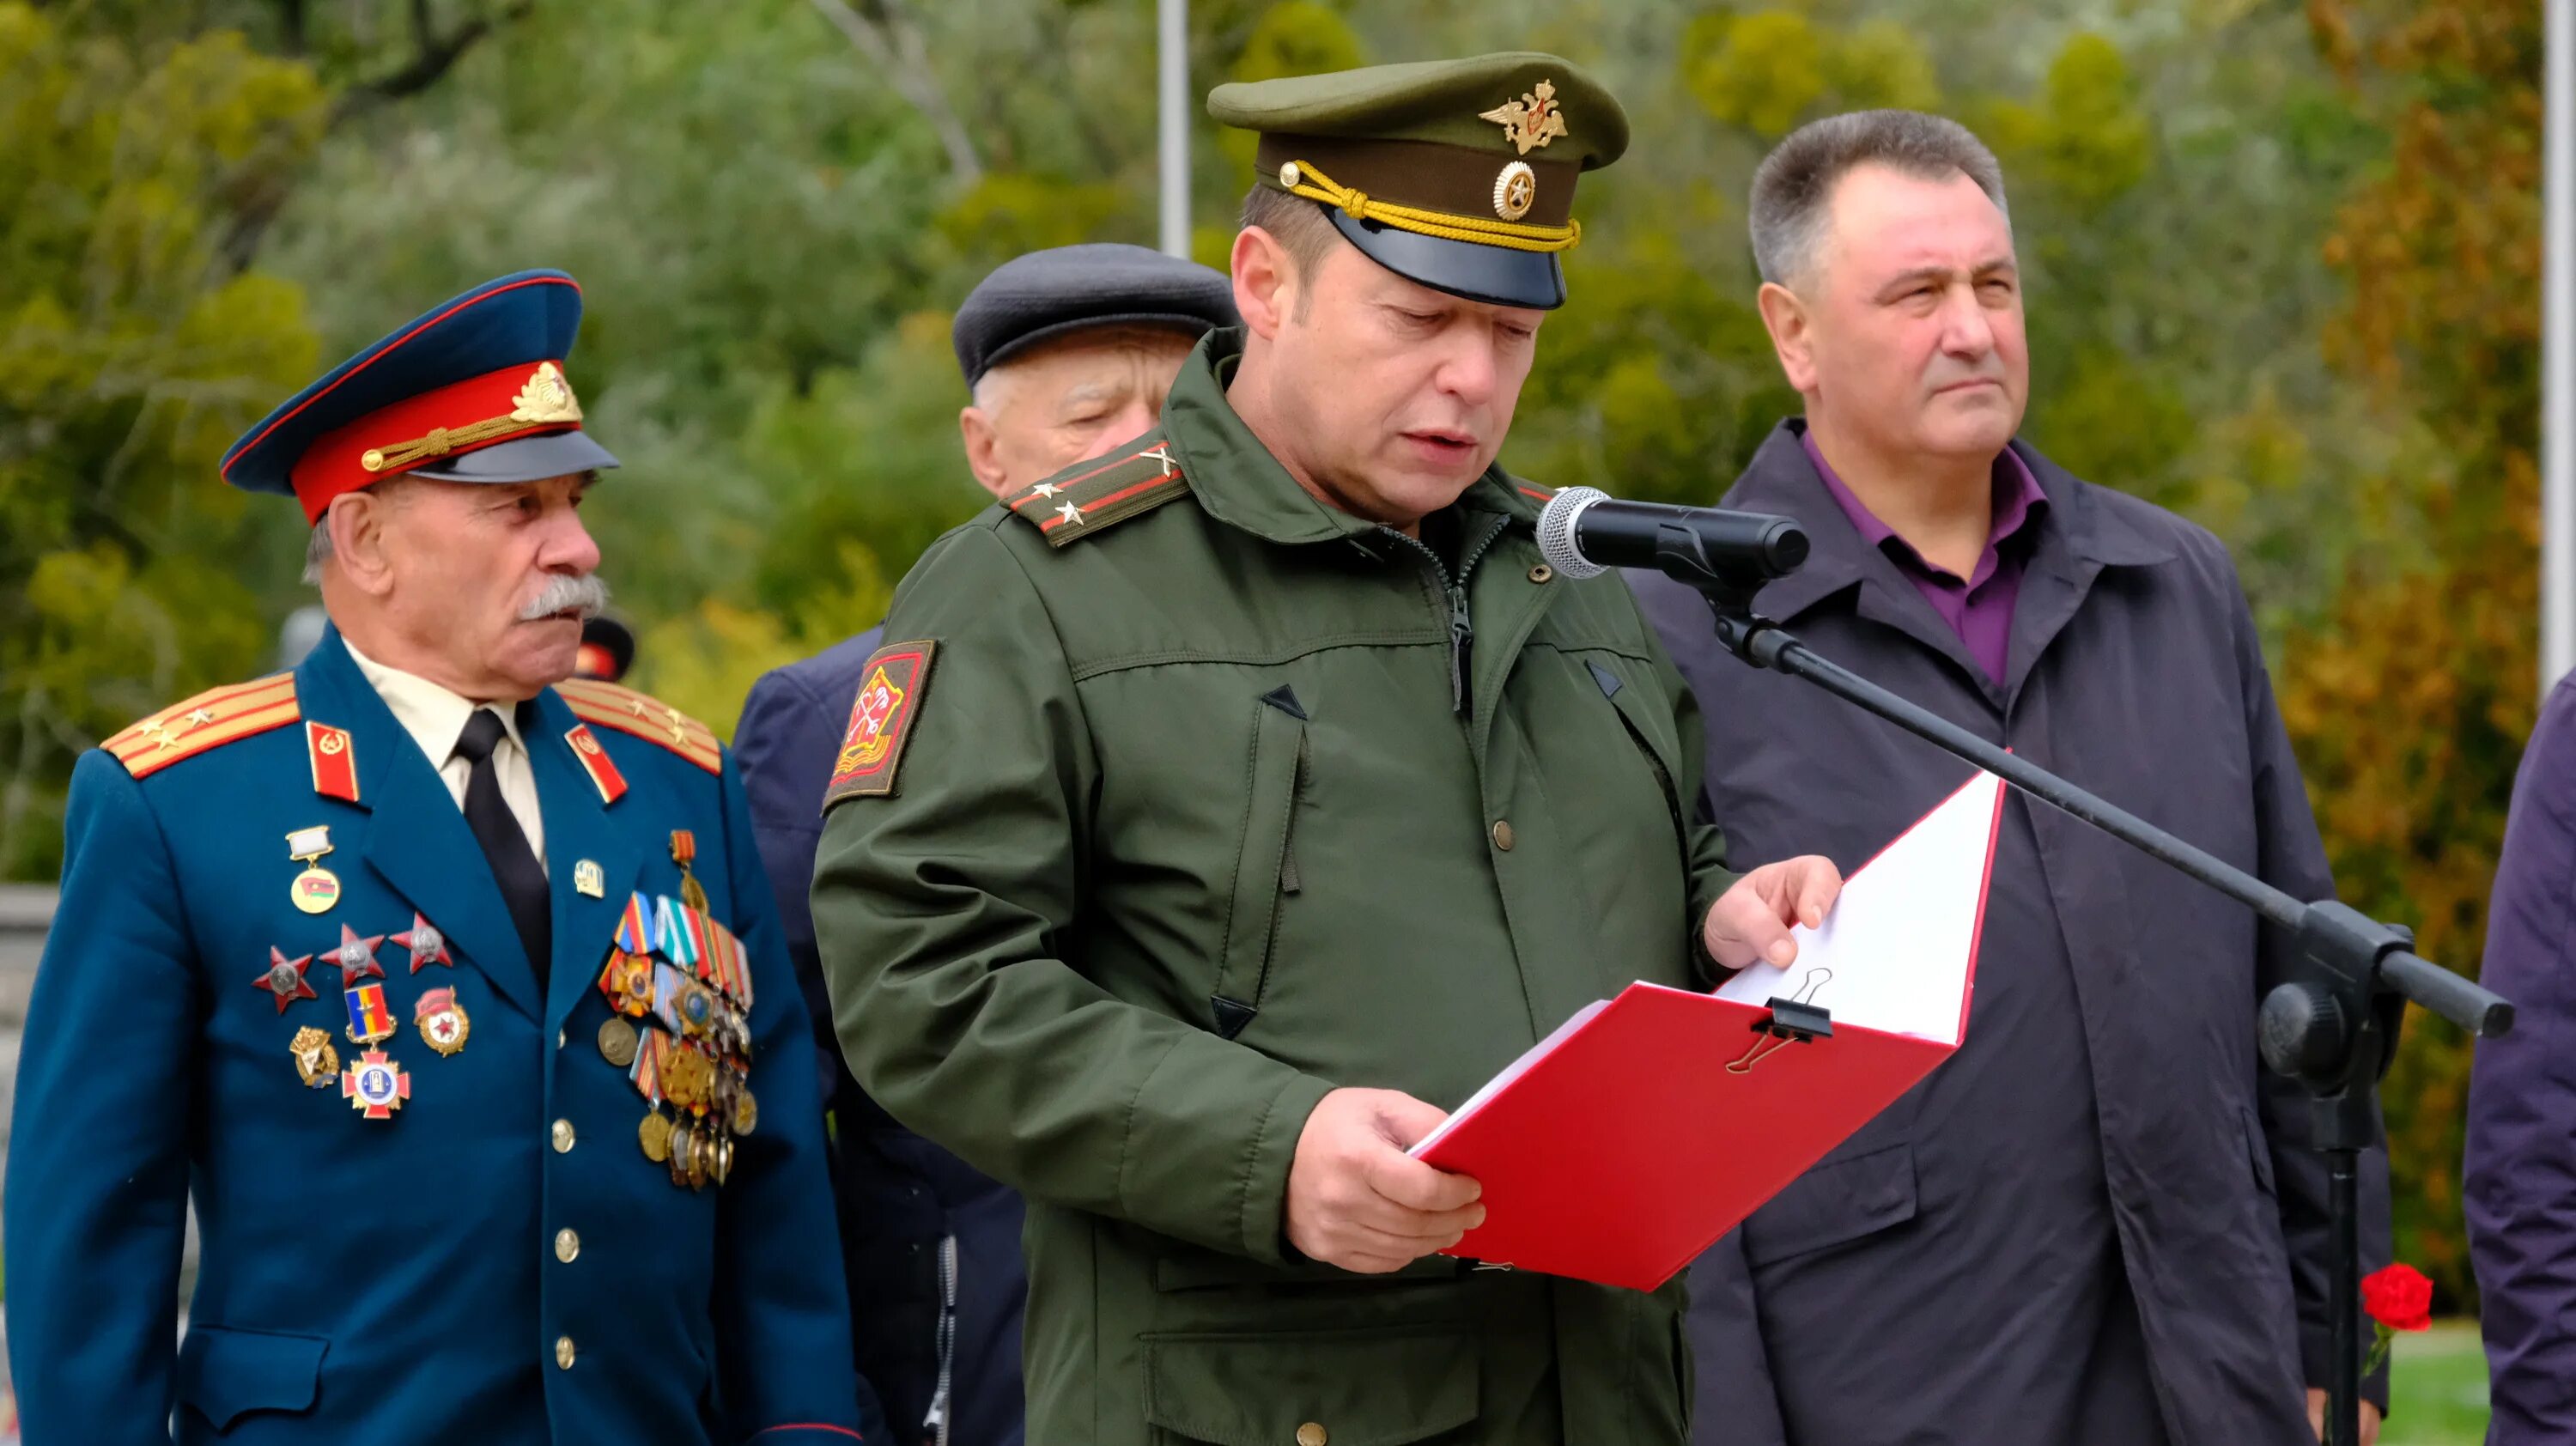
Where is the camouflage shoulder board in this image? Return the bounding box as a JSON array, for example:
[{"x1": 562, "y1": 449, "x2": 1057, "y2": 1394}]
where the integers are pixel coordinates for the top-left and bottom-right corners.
[
  {"x1": 1000, "y1": 433, "x2": 1193, "y2": 548},
  {"x1": 554, "y1": 678, "x2": 723, "y2": 774},
  {"x1": 103, "y1": 674, "x2": 301, "y2": 780}
]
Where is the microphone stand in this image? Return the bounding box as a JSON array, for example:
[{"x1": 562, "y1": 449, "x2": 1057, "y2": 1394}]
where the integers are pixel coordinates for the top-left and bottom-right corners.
[{"x1": 1647, "y1": 526, "x2": 2513, "y2": 1446}]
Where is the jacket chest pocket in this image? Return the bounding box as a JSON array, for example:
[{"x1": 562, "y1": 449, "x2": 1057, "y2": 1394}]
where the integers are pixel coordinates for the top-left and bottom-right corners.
[
  {"x1": 1208, "y1": 690, "x2": 1308, "y2": 1041},
  {"x1": 1592, "y1": 659, "x2": 1694, "y2": 869}
]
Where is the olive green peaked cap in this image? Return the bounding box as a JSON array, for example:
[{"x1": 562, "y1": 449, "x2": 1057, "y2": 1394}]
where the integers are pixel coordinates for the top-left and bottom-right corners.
[{"x1": 1207, "y1": 52, "x2": 1629, "y2": 310}]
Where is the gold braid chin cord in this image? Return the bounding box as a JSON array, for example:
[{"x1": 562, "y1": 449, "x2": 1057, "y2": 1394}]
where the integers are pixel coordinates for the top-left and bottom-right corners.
[{"x1": 1279, "y1": 161, "x2": 1582, "y2": 253}]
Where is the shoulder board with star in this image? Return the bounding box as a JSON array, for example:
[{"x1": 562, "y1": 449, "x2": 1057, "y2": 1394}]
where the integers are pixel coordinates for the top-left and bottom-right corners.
[
  {"x1": 553, "y1": 678, "x2": 723, "y2": 774},
  {"x1": 1001, "y1": 434, "x2": 1192, "y2": 549},
  {"x1": 102, "y1": 674, "x2": 301, "y2": 780}
]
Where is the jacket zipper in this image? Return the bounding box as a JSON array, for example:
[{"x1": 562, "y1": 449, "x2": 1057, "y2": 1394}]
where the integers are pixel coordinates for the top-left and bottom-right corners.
[
  {"x1": 924, "y1": 1232, "x2": 958, "y2": 1446},
  {"x1": 1377, "y1": 514, "x2": 1510, "y2": 717}
]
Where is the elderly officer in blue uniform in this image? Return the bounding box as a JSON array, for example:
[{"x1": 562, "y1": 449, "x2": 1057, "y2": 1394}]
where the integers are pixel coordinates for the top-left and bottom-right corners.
[
  {"x1": 4, "y1": 270, "x2": 872, "y2": 1445},
  {"x1": 732, "y1": 241, "x2": 1235, "y2": 1446}
]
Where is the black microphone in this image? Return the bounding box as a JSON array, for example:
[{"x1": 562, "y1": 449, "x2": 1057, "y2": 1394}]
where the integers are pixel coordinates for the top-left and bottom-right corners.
[{"x1": 1534, "y1": 486, "x2": 1809, "y2": 581}]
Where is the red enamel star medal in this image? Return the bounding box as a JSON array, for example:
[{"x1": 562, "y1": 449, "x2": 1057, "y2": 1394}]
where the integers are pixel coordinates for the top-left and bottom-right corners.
[
  {"x1": 330, "y1": 923, "x2": 386, "y2": 985},
  {"x1": 393, "y1": 913, "x2": 453, "y2": 972},
  {"x1": 256, "y1": 947, "x2": 318, "y2": 1013}
]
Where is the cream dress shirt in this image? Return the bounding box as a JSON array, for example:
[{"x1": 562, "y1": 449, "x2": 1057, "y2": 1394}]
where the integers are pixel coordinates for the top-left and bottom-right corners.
[{"x1": 343, "y1": 638, "x2": 549, "y2": 876}]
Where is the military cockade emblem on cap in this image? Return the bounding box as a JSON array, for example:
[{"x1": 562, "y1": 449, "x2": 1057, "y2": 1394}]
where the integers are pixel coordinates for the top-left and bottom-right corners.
[
  {"x1": 1479, "y1": 78, "x2": 1571, "y2": 155},
  {"x1": 1494, "y1": 161, "x2": 1538, "y2": 221}
]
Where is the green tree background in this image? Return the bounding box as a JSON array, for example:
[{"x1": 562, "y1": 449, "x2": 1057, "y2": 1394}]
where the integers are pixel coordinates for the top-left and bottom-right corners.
[{"x1": 0, "y1": 0, "x2": 2537, "y2": 1307}]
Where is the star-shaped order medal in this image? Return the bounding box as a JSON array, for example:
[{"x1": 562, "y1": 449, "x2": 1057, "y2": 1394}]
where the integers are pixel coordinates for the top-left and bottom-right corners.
[
  {"x1": 256, "y1": 947, "x2": 318, "y2": 1013},
  {"x1": 393, "y1": 913, "x2": 453, "y2": 973},
  {"x1": 331, "y1": 924, "x2": 386, "y2": 985}
]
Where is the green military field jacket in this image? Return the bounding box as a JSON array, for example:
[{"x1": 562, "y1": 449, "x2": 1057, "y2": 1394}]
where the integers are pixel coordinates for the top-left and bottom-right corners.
[{"x1": 813, "y1": 329, "x2": 1735, "y2": 1445}]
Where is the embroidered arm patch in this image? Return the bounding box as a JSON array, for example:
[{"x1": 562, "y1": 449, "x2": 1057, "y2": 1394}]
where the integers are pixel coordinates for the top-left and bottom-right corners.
[{"x1": 823, "y1": 640, "x2": 938, "y2": 807}]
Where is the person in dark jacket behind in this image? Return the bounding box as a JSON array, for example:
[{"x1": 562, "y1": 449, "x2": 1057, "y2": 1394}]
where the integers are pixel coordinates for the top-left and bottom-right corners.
[
  {"x1": 2465, "y1": 675, "x2": 2576, "y2": 1444},
  {"x1": 732, "y1": 242, "x2": 1236, "y2": 1446},
  {"x1": 1631, "y1": 110, "x2": 2392, "y2": 1445}
]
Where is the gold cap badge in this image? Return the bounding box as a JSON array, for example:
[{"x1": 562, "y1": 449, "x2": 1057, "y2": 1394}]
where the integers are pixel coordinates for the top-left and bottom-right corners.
[{"x1": 1480, "y1": 79, "x2": 1571, "y2": 155}]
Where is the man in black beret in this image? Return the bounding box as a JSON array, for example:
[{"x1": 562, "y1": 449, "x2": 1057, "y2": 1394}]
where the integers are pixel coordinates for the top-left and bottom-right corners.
[{"x1": 732, "y1": 240, "x2": 1235, "y2": 1446}]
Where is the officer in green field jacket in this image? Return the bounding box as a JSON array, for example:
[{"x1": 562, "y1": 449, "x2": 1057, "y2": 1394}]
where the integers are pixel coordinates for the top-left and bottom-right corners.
[{"x1": 811, "y1": 53, "x2": 1843, "y2": 1446}]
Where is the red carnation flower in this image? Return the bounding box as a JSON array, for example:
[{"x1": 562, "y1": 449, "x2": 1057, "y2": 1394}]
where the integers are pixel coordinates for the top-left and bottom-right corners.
[{"x1": 2361, "y1": 1264, "x2": 2434, "y2": 1334}]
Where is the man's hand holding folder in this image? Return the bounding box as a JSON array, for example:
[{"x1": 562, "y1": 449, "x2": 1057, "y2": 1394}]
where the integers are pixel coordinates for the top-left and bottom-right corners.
[{"x1": 1282, "y1": 855, "x2": 1844, "y2": 1274}]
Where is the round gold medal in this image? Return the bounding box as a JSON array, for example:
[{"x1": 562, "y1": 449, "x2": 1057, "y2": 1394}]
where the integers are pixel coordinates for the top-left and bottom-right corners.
[
  {"x1": 598, "y1": 1018, "x2": 639, "y2": 1068},
  {"x1": 639, "y1": 1110, "x2": 673, "y2": 1163},
  {"x1": 732, "y1": 1085, "x2": 758, "y2": 1137},
  {"x1": 291, "y1": 866, "x2": 343, "y2": 915}
]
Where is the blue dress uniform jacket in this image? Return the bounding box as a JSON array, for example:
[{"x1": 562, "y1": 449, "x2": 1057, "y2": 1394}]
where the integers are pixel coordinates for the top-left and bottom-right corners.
[
  {"x1": 4, "y1": 627, "x2": 865, "y2": 1445},
  {"x1": 737, "y1": 628, "x2": 1028, "y2": 1446}
]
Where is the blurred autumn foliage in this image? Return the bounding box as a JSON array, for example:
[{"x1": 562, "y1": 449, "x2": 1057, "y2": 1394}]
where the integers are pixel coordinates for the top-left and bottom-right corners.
[
  {"x1": 0, "y1": 0, "x2": 2546, "y2": 1297},
  {"x1": 2286, "y1": 0, "x2": 2542, "y2": 1303}
]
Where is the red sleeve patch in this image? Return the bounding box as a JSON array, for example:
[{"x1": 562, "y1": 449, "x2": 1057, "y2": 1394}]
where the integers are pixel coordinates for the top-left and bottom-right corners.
[{"x1": 823, "y1": 640, "x2": 937, "y2": 807}]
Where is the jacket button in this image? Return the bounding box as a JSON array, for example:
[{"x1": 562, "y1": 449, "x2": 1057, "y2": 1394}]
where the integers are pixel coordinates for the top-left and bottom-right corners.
[
  {"x1": 555, "y1": 1228, "x2": 580, "y2": 1264},
  {"x1": 551, "y1": 1119, "x2": 576, "y2": 1153},
  {"x1": 555, "y1": 1335, "x2": 577, "y2": 1370},
  {"x1": 1527, "y1": 564, "x2": 1553, "y2": 584},
  {"x1": 1297, "y1": 1425, "x2": 1327, "y2": 1446},
  {"x1": 1491, "y1": 819, "x2": 1515, "y2": 851}
]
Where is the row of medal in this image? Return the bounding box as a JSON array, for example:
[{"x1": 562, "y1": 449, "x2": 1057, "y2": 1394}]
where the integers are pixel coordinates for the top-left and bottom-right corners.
[
  {"x1": 261, "y1": 913, "x2": 465, "y2": 1121},
  {"x1": 595, "y1": 860, "x2": 759, "y2": 1191}
]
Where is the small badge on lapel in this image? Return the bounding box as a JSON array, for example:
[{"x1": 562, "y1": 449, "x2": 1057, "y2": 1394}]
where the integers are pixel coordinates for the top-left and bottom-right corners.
[
  {"x1": 289, "y1": 1025, "x2": 340, "y2": 1087},
  {"x1": 415, "y1": 987, "x2": 471, "y2": 1057},
  {"x1": 575, "y1": 859, "x2": 605, "y2": 898}
]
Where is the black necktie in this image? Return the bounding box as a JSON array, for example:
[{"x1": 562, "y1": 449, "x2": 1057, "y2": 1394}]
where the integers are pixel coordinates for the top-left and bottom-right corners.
[{"x1": 453, "y1": 708, "x2": 550, "y2": 994}]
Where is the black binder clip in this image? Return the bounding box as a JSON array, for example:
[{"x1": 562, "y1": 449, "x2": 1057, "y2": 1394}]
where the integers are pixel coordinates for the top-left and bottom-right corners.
[
  {"x1": 1726, "y1": 968, "x2": 1833, "y2": 1074},
  {"x1": 1760, "y1": 996, "x2": 1834, "y2": 1043}
]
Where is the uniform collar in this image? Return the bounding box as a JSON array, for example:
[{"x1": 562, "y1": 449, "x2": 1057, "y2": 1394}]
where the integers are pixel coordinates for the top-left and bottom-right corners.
[
  {"x1": 1159, "y1": 327, "x2": 1545, "y2": 548},
  {"x1": 340, "y1": 634, "x2": 528, "y2": 769}
]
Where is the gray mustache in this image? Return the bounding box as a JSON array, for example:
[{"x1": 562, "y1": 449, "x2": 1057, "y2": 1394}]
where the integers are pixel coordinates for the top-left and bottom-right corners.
[{"x1": 519, "y1": 573, "x2": 610, "y2": 622}]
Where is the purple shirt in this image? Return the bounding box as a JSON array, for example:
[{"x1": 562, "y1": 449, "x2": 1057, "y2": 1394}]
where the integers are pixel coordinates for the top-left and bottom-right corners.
[{"x1": 1802, "y1": 432, "x2": 2049, "y2": 685}]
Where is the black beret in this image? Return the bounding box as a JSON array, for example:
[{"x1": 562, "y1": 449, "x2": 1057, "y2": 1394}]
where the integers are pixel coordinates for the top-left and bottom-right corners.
[{"x1": 951, "y1": 243, "x2": 1239, "y2": 387}]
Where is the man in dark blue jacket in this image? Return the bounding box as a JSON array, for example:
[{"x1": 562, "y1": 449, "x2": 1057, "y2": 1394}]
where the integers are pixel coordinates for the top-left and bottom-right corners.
[
  {"x1": 733, "y1": 243, "x2": 1235, "y2": 1446},
  {"x1": 1634, "y1": 112, "x2": 2389, "y2": 1445},
  {"x1": 2467, "y1": 674, "x2": 2576, "y2": 1443}
]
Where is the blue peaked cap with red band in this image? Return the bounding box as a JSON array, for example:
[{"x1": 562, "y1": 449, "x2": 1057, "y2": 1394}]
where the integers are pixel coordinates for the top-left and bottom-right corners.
[{"x1": 221, "y1": 270, "x2": 617, "y2": 522}]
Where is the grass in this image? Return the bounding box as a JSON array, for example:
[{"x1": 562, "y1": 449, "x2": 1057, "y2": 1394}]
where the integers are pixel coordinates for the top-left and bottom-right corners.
[{"x1": 2383, "y1": 1322, "x2": 2489, "y2": 1446}]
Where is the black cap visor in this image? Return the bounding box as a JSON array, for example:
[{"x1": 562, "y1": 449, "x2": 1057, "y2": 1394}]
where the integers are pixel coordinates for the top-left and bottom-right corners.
[
  {"x1": 1327, "y1": 209, "x2": 1567, "y2": 311},
  {"x1": 410, "y1": 429, "x2": 621, "y2": 484}
]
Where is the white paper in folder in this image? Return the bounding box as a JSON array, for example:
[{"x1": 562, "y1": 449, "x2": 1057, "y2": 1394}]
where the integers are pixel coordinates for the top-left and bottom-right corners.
[{"x1": 1714, "y1": 769, "x2": 2006, "y2": 1046}]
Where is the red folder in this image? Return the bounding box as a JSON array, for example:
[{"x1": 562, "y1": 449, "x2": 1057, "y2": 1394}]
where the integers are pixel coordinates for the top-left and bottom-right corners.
[{"x1": 1410, "y1": 770, "x2": 2008, "y2": 1292}]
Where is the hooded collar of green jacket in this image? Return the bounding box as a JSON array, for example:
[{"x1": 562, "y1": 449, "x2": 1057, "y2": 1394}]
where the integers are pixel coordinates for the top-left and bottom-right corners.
[{"x1": 1162, "y1": 326, "x2": 1546, "y2": 546}]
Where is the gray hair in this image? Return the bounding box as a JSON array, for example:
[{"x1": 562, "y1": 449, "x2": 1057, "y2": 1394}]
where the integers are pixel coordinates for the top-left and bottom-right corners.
[
  {"x1": 302, "y1": 520, "x2": 332, "y2": 586},
  {"x1": 1748, "y1": 110, "x2": 2010, "y2": 288}
]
